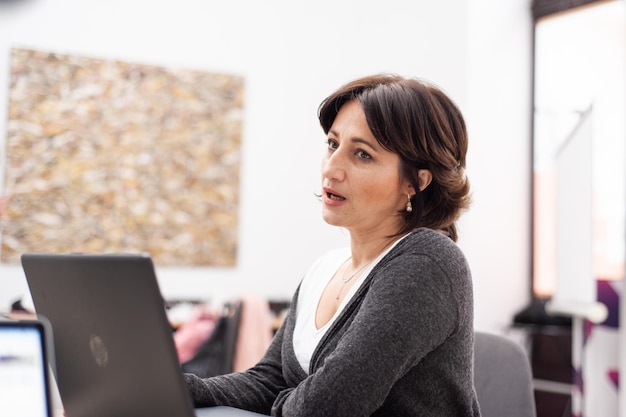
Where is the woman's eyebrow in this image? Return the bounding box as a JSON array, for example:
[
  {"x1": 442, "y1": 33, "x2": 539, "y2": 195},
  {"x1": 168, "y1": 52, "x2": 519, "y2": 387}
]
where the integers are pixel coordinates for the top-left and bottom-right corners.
[
  {"x1": 328, "y1": 129, "x2": 379, "y2": 151},
  {"x1": 351, "y1": 137, "x2": 378, "y2": 151}
]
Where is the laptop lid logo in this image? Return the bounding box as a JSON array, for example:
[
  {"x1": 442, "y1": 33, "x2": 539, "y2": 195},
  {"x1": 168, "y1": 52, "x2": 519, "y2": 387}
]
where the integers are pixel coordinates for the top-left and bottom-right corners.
[{"x1": 89, "y1": 334, "x2": 109, "y2": 368}]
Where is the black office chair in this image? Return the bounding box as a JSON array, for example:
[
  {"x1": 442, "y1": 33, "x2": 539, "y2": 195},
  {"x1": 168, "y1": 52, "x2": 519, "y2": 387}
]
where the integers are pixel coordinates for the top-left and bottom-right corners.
[{"x1": 474, "y1": 331, "x2": 537, "y2": 417}]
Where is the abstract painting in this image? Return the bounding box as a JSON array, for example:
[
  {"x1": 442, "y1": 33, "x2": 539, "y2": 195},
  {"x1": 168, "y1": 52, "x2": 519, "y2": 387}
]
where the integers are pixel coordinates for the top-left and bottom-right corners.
[{"x1": 2, "y1": 48, "x2": 244, "y2": 266}]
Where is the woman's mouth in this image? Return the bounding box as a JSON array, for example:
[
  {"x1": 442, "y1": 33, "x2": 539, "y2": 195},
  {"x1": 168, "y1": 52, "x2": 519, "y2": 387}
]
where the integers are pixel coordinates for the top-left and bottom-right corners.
[
  {"x1": 323, "y1": 187, "x2": 346, "y2": 205},
  {"x1": 327, "y1": 192, "x2": 345, "y2": 201}
]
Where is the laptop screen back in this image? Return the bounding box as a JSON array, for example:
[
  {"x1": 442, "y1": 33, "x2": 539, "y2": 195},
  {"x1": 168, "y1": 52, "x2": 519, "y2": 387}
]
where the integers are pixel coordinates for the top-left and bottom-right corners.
[
  {"x1": 21, "y1": 253, "x2": 198, "y2": 417},
  {"x1": 0, "y1": 319, "x2": 53, "y2": 417}
]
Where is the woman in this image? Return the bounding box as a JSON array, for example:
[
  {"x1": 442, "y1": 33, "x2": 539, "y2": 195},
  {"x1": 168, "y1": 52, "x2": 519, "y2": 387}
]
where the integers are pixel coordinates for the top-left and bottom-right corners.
[{"x1": 185, "y1": 74, "x2": 479, "y2": 416}]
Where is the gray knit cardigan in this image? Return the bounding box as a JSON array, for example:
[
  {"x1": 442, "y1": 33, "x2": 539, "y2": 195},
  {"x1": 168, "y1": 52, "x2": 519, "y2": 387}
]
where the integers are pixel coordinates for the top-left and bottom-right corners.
[{"x1": 185, "y1": 228, "x2": 481, "y2": 416}]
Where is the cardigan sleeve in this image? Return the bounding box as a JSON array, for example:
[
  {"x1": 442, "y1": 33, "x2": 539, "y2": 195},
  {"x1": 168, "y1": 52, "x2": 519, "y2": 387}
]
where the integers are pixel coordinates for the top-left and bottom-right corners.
[
  {"x1": 271, "y1": 250, "x2": 467, "y2": 417},
  {"x1": 184, "y1": 305, "x2": 292, "y2": 415}
]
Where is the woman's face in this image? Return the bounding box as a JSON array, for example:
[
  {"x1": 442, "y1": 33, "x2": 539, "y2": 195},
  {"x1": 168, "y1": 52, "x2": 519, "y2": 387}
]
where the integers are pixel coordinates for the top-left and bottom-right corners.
[{"x1": 321, "y1": 100, "x2": 412, "y2": 237}]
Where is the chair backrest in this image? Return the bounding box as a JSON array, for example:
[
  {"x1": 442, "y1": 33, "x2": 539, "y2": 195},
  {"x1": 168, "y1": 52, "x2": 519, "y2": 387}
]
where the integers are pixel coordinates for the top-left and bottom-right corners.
[{"x1": 474, "y1": 331, "x2": 537, "y2": 417}]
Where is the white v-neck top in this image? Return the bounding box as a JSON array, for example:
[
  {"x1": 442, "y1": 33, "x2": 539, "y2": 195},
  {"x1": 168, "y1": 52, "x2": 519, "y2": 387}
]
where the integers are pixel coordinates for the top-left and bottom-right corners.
[{"x1": 293, "y1": 237, "x2": 407, "y2": 373}]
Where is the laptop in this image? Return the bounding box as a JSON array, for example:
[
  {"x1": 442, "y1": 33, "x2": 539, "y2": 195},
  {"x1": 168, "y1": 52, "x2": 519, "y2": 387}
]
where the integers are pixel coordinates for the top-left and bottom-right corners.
[
  {"x1": 22, "y1": 253, "x2": 266, "y2": 417},
  {"x1": 0, "y1": 317, "x2": 55, "y2": 417}
]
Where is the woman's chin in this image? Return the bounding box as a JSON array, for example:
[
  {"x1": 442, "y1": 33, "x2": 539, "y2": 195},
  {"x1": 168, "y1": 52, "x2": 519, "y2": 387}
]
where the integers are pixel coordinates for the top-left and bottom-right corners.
[{"x1": 321, "y1": 212, "x2": 343, "y2": 227}]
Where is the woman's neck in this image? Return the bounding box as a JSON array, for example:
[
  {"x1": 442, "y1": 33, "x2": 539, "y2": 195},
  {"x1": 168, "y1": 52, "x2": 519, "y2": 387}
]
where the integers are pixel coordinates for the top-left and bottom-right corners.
[{"x1": 348, "y1": 233, "x2": 405, "y2": 267}]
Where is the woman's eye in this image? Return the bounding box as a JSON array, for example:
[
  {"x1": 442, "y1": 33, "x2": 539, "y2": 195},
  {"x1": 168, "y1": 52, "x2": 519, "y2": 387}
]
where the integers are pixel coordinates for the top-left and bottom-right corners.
[
  {"x1": 356, "y1": 150, "x2": 372, "y2": 160},
  {"x1": 326, "y1": 139, "x2": 338, "y2": 150}
]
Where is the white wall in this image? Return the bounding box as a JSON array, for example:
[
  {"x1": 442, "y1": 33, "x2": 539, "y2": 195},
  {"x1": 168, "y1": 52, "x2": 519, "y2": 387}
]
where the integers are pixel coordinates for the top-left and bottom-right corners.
[
  {"x1": 465, "y1": 0, "x2": 533, "y2": 331},
  {"x1": 0, "y1": 0, "x2": 532, "y2": 334}
]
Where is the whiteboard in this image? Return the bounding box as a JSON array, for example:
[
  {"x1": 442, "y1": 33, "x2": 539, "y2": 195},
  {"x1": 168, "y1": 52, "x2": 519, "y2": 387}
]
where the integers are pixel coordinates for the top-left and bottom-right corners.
[{"x1": 546, "y1": 107, "x2": 607, "y2": 323}]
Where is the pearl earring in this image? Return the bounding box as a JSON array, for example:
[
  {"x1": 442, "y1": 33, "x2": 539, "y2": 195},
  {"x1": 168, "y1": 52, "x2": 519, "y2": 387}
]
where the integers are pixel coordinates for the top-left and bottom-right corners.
[{"x1": 406, "y1": 194, "x2": 413, "y2": 213}]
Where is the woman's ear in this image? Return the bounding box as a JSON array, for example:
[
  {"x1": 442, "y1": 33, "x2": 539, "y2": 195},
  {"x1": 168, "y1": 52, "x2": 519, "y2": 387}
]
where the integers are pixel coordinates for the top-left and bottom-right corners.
[
  {"x1": 417, "y1": 169, "x2": 432, "y2": 191},
  {"x1": 403, "y1": 181, "x2": 416, "y2": 197}
]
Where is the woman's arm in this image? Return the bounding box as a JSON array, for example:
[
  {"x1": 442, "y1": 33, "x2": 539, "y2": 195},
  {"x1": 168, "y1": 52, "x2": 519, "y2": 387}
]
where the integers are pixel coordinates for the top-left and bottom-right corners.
[{"x1": 185, "y1": 309, "x2": 291, "y2": 415}]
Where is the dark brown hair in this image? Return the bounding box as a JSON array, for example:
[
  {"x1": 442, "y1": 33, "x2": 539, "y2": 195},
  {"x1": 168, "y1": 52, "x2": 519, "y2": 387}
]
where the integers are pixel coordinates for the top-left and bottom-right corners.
[{"x1": 318, "y1": 74, "x2": 471, "y2": 241}]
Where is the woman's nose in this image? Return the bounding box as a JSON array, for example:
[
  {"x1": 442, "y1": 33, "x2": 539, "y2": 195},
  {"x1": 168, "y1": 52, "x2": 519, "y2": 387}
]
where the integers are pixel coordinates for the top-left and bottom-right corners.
[{"x1": 321, "y1": 151, "x2": 346, "y2": 182}]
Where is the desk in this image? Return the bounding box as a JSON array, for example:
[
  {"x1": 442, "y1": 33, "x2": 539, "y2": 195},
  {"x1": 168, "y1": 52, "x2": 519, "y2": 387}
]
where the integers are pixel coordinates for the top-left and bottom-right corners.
[
  {"x1": 196, "y1": 406, "x2": 270, "y2": 416},
  {"x1": 53, "y1": 406, "x2": 269, "y2": 417}
]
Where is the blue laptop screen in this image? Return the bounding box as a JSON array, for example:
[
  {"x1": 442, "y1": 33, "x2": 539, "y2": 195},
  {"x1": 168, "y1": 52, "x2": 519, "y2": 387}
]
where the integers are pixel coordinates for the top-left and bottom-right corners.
[{"x1": 0, "y1": 322, "x2": 51, "y2": 417}]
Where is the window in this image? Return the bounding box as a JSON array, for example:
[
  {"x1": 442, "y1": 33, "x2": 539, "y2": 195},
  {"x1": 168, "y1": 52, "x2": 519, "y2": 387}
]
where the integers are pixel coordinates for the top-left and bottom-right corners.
[{"x1": 531, "y1": 0, "x2": 625, "y2": 300}]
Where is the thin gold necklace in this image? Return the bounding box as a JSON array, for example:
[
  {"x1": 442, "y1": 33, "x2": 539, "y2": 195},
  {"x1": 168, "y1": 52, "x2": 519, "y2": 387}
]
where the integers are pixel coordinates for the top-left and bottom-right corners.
[{"x1": 336, "y1": 257, "x2": 373, "y2": 300}]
